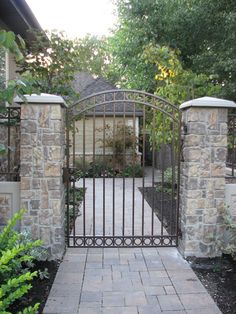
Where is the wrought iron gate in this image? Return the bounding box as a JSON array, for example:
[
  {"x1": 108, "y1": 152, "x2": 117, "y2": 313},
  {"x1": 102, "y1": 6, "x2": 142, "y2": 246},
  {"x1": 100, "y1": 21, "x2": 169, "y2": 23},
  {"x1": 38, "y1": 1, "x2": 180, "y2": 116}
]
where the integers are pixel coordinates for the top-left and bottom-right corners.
[{"x1": 65, "y1": 90, "x2": 181, "y2": 247}]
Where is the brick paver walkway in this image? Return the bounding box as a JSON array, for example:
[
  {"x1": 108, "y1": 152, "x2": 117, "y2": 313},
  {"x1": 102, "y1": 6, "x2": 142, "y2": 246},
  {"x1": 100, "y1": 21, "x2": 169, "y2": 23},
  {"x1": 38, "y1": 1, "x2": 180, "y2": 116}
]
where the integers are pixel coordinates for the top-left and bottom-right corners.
[
  {"x1": 73, "y1": 175, "x2": 164, "y2": 239},
  {"x1": 43, "y1": 247, "x2": 221, "y2": 314},
  {"x1": 43, "y1": 169, "x2": 221, "y2": 313}
]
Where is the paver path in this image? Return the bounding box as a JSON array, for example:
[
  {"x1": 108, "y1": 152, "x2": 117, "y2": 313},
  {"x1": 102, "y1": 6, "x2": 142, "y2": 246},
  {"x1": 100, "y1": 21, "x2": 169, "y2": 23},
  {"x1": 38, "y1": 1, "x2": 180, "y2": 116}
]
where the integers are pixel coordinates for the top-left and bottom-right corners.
[
  {"x1": 73, "y1": 174, "x2": 164, "y2": 239},
  {"x1": 43, "y1": 169, "x2": 222, "y2": 313},
  {"x1": 43, "y1": 247, "x2": 221, "y2": 314}
]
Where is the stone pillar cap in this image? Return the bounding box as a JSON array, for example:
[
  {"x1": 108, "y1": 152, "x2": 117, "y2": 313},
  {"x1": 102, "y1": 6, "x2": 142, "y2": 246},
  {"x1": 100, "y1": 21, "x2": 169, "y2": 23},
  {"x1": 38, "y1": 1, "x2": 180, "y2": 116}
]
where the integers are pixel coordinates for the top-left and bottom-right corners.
[
  {"x1": 180, "y1": 96, "x2": 236, "y2": 110},
  {"x1": 14, "y1": 93, "x2": 67, "y2": 107}
]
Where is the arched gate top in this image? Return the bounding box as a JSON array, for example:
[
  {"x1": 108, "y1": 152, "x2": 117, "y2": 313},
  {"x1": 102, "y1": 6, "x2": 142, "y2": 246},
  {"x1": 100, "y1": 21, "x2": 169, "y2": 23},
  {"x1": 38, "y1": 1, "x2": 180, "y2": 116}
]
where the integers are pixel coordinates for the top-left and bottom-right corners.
[{"x1": 69, "y1": 89, "x2": 179, "y2": 122}]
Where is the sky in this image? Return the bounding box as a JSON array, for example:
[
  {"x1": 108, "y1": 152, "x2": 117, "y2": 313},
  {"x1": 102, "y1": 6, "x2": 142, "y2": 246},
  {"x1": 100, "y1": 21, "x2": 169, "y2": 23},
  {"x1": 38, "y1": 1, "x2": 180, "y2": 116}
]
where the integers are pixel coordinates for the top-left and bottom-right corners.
[{"x1": 26, "y1": 0, "x2": 118, "y2": 39}]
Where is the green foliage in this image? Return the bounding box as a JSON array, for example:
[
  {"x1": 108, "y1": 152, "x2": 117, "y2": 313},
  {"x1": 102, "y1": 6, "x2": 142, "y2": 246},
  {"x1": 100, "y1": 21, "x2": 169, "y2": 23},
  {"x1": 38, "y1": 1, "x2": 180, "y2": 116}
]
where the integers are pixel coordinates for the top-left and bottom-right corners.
[
  {"x1": 143, "y1": 44, "x2": 220, "y2": 105},
  {"x1": 163, "y1": 167, "x2": 176, "y2": 184},
  {"x1": 0, "y1": 143, "x2": 7, "y2": 156},
  {"x1": 67, "y1": 187, "x2": 85, "y2": 205},
  {"x1": 0, "y1": 30, "x2": 34, "y2": 104},
  {"x1": 121, "y1": 164, "x2": 143, "y2": 177},
  {"x1": 218, "y1": 206, "x2": 236, "y2": 259},
  {"x1": 141, "y1": 44, "x2": 219, "y2": 149},
  {"x1": 113, "y1": 0, "x2": 236, "y2": 100},
  {"x1": 0, "y1": 210, "x2": 41, "y2": 313},
  {"x1": 18, "y1": 31, "x2": 118, "y2": 102},
  {"x1": 18, "y1": 30, "x2": 80, "y2": 102},
  {"x1": 75, "y1": 35, "x2": 117, "y2": 82},
  {"x1": 74, "y1": 157, "x2": 114, "y2": 178},
  {"x1": 18, "y1": 304, "x2": 40, "y2": 314},
  {"x1": 74, "y1": 156, "x2": 142, "y2": 178},
  {"x1": 0, "y1": 30, "x2": 24, "y2": 62},
  {"x1": 156, "y1": 167, "x2": 177, "y2": 194},
  {"x1": 0, "y1": 46, "x2": 6, "y2": 90},
  {"x1": 102, "y1": 123, "x2": 138, "y2": 168}
]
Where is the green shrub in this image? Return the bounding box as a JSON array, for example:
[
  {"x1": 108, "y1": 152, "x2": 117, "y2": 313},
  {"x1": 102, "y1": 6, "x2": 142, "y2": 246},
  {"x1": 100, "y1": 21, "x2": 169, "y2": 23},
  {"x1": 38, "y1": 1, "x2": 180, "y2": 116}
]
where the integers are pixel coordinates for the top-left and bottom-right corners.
[
  {"x1": 0, "y1": 210, "x2": 42, "y2": 313},
  {"x1": 74, "y1": 157, "x2": 114, "y2": 178},
  {"x1": 218, "y1": 206, "x2": 236, "y2": 259},
  {"x1": 121, "y1": 164, "x2": 143, "y2": 177},
  {"x1": 156, "y1": 166, "x2": 177, "y2": 194},
  {"x1": 67, "y1": 187, "x2": 85, "y2": 205}
]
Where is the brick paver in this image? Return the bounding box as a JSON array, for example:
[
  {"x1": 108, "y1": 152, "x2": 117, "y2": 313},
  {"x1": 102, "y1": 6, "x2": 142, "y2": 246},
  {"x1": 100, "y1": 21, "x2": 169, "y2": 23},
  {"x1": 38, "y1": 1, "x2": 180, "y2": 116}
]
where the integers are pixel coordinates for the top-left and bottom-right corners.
[
  {"x1": 43, "y1": 171, "x2": 222, "y2": 313},
  {"x1": 43, "y1": 247, "x2": 222, "y2": 314}
]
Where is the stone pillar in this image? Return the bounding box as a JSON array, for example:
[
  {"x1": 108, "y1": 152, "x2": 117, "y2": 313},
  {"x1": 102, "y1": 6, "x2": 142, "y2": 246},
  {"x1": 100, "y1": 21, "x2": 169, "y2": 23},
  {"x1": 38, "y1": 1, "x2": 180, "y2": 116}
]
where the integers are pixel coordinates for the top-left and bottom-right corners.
[
  {"x1": 15, "y1": 94, "x2": 67, "y2": 259},
  {"x1": 179, "y1": 96, "x2": 236, "y2": 257}
]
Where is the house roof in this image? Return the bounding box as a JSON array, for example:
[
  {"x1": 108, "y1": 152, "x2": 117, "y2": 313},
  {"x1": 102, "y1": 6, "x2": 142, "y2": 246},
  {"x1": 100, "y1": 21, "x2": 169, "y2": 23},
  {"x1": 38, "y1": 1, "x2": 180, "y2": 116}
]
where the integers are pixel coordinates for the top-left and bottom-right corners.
[
  {"x1": 0, "y1": 0, "x2": 42, "y2": 43},
  {"x1": 73, "y1": 72, "x2": 96, "y2": 94},
  {"x1": 73, "y1": 73, "x2": 143, "y2": 117},
  {"x1": 80, "y1": 76, "x2": 117, "y2": 98}
]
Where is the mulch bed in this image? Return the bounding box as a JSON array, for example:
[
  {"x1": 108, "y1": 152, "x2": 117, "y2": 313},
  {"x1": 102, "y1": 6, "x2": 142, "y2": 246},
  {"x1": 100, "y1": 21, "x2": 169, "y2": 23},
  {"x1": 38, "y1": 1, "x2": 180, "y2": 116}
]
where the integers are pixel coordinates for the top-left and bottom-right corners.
[
  {"x1": 140, "y1": 185, "x2": 236, "y2": 314},
  {"x1": 9, "y1": 260, "x2": 60, "y2": 314},
  {"x1": 188, "y1": 256, "x2": 236, "y2": 314},
  {"x1": 139, "y1": 186, "x2": 177, "y2": 234}
]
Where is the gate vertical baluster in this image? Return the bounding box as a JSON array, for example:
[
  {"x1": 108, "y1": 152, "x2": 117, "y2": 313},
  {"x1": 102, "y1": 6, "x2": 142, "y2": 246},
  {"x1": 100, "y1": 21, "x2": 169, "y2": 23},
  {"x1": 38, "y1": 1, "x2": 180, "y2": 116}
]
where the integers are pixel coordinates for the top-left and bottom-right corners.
[
  {"x1": 83, "y1": 113, "x2": 86, "y2": 239},
  {"x1": 7, "y1": 108, "x2": 11, "y2": 181},
  {"x1": 232, "y1": 115, "x2": 236, "y2": 176},
  {"x1": 170, "y1": 117, "x2": 175, "y2": 237},
  {"x1": 176, "y1": 112, "x2": 181, "y2": 246},
  {"x1": 66, "y1": 109, "x2": 70, "y2": 246},
  {"x1": 170, "y1": 110, "x2": 178, "y2": 235},
  {"x1": 73, "y1": 120, "x2": 76, "y2": 246},
  {"x1": 132, "y1": 103, "x2": 136, "y2": 237},
  {"x1": 113, "y1": 96, "x2": 116, "y2": 237},
  {"x1": 142, "y1": 106, "x2": 146, "y2": 237},
  {"x1": 151, "y1": 108, "x2": 156, "y2": 237},
  {"x1": 122, "y1": 98, "x2": 126, "y2": 238},
  {"x1": 103, "y1": 102, "x2": 106, "y2": 239},
  {"x1": 161, "y1": 111, "x2": 165, "y2": 238},
  {"x1": 93, "y1": 106, "x2": 96, "y2": 240}
]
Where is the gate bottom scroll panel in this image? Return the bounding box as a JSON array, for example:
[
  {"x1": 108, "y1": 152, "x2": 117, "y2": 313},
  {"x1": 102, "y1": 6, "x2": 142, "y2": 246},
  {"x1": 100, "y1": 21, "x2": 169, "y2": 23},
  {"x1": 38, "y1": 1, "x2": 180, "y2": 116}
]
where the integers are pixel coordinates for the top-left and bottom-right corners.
[{"x1": 67, "y1": 235, "x2": 177, "y2": 247}]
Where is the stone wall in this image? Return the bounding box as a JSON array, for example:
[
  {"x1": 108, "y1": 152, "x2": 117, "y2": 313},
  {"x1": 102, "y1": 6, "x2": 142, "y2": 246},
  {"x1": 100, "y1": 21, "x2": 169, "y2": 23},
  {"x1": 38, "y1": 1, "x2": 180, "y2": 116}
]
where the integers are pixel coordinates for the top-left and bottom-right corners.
[
  {"x1": 179, "y1": 97, "x2": 235, "y2": 257},
  {"x1": 15, "y1": 95, "x2": 66, "y2": 259}
]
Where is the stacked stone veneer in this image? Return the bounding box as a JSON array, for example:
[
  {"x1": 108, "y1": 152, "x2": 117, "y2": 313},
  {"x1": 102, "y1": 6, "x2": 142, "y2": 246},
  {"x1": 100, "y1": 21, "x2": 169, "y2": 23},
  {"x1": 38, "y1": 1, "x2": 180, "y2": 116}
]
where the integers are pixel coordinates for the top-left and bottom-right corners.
[
  {"x1": 16, "y1": 95, "x2": 66, "y2": 259},
  {"x1": 179, "y1": 97, "x2": 236, "y2": 257}
]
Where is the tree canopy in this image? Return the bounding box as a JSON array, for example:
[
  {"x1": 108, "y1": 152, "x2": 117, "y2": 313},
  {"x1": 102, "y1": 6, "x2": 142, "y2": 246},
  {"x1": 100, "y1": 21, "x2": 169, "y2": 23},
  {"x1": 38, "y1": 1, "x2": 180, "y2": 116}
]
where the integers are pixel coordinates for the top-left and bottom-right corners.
[
  {"x1": 18, "y1": 31, "x2": 117, "y2": 102},
  {"x1": 111, "y1": 0, "x2": 236, "y2": 101}
]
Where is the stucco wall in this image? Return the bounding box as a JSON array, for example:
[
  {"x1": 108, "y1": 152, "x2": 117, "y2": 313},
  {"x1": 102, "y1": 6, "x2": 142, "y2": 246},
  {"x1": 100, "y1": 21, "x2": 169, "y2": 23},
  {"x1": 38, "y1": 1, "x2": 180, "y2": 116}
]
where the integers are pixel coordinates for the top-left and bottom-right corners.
[
  {"x1": 74, "y1": 116, "x2": 140, "y2": 157},
  {"x1": 0, "y1": 182, "x2": 20, "y2": 229}
]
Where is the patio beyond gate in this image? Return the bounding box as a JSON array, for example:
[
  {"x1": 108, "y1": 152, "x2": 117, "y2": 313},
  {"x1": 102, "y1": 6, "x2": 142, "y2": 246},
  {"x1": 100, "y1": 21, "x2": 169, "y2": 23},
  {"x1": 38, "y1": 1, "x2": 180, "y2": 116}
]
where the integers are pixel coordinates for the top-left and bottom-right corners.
[{"x1": 64, "y1": 90, "x2": 181, "y2": 248}]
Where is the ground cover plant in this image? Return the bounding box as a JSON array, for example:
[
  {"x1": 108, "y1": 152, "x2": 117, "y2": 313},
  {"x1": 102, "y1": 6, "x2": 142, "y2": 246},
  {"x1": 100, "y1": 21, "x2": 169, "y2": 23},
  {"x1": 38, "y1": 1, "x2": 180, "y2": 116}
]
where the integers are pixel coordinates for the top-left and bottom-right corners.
[
  {"x1": 66, "y1": 187, "x2": 85, "y2": 233},
  {"x1": 0, "y1": 210, "x2": 41, "y2": 313},
  {"x1": 0, "y1": 210, "x2": 59, "y2": 314},
  {"x1": 74, "y1": 157, "x2": 143, "y2": 178}
]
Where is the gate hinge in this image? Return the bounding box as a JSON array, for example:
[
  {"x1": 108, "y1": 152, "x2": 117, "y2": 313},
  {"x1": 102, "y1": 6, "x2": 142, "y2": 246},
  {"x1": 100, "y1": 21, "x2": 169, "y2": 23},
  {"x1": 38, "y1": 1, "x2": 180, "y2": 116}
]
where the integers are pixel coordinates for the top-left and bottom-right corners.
[
  {"x1": 178, "y1": 228, "x2": 183, "y2": 238},
  {"x1": 63, "y1": 167, "x2": 69, "y2": 184}
]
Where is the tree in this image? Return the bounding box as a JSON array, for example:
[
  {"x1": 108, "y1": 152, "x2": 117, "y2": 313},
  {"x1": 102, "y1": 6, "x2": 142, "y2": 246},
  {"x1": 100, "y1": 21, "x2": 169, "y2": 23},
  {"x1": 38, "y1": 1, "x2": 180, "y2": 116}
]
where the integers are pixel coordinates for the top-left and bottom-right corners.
[
  {"x1": 113, "y1": 0, "x2": 236, "y2": 100},
  {"x1": 142, "y1": 44, "x2": 220, "y2": 148},
  {"x1": 18, "y1": 30, "x2": 81, "y2": 101},
  {"x1": 108, "y1": 21, "x2": 157, "y2": 92},
  {"x1": 143, "y1": 44, "x2": 220, "y2": 105},
  {"x1": 18, "y1": 31, "x2": 118, "y2": 102},
  {"x1": 0, "y1": 30, "x2": 33, "y2": 104},
  {"x1": 75, "y1": 35, "x2": 111, "y2": 79}
]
